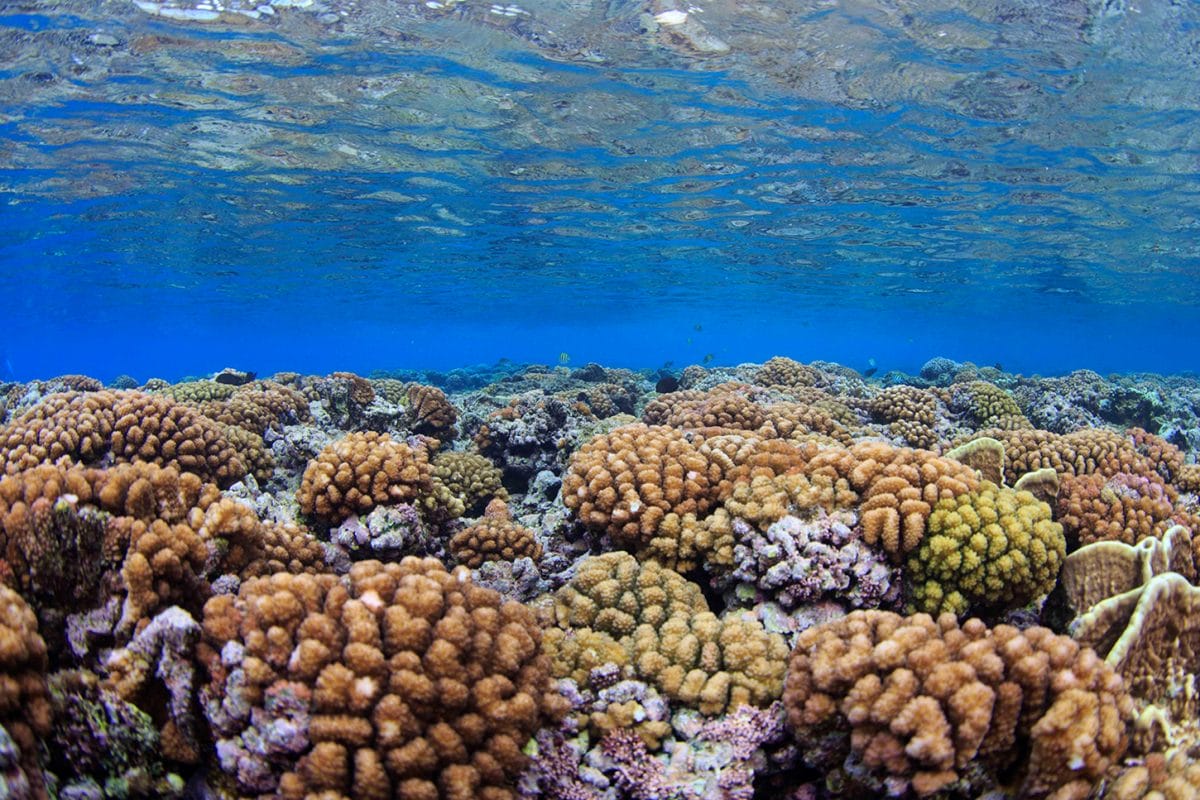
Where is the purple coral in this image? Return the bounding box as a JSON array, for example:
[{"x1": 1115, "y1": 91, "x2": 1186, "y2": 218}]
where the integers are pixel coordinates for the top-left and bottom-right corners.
[
  {"x1": 327, "y1": 503, "x2": 445, "y2": 564},
  {"x1": 211, "y1": 680, "x2": 311, "y2": 794},
  {"x1": 727, "y1": 510, "x2": 898, "y2": 610}
]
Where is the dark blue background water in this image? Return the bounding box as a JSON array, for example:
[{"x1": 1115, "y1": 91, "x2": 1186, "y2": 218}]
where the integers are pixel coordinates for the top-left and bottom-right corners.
[{"x1": 2, "y1": 0, "x2": 1198, "y2": 382}]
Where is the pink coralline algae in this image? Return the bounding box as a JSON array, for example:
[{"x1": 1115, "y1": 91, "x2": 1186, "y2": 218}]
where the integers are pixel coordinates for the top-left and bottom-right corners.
[{"x1": 726, "y1": 510, "x2": 898, "y2": 610}]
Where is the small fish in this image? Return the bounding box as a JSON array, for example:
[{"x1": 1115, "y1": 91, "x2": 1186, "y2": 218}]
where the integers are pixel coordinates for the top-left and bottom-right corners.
[
  {"x1": 993, "y1": 362, "x2": 1004, "y2": 371},
  {"x1": 558, "y1": 352, "x2": 570, "y2": 364},
  {"x1": 693, "y1": 323, "x2": 703, "y2": 332},
  {"x1": 702, "y1": 353, "x2": 714, "y2": 364},
  {"x1": 863, "y1": 367, "x2": 878, "y2": 378},
  {"x1": 655, "y1": 376, "x2": 679, "y2": 393}
]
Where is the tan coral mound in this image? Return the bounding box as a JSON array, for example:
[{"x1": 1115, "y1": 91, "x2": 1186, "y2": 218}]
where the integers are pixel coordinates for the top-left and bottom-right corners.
[
  {"x1": 548, "y1": 552, "x2": 789, "y2": 716},
  {"x1": 0, "y1": 461, "x2": 272, "y2": 637},
  {"x1": 449, "y1": 499, "x2": 541, "y2": 568},
  {"x1": 561, "y1": 424, "x2": 725, "y2": 546},
  {"x1": 200, "y1": 557, "x2": 567, "y2": 800},
  {"x1": 753, "y1": 356, "x2": 822, "y2": 388},
  {"x1": 297, "y1": 432, "x2": 435, "y2": 526},
  {"x1": 0, "y1": 390, "x2": 246, "y2": 486},
  {"x1": 784, "y1": 610, "x2": 1133, "y2": 798},
  {"x1": 974, "y1": 428, "x2": 1166, "y2": 488},
  {"x1": 406, "y1": 384, "x2": 459, "y2": 440},
  {"x1": 0, "y1": 584, "x2": 52, "y2": 799},
  {"x1": 1057, "y1": 472, "x2": 1199, "y2": 548},
  {"x1": 431, "y1": 453, "x2": 507, "y2": 515},
  {"x1": 196, "y1": 380, "x2": 311, "y2": 436}
]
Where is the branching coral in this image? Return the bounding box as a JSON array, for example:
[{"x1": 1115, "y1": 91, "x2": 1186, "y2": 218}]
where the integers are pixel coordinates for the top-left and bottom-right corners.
[
  {"x1": 906, "y1": 483, "x2": 1065, "y2": 618},
  {"x1": 0, "y1": 390, "x2": 246, "y2": 486},
  {"x1": 784, "y1": 610, "x2": 1133, "y2": 798},
  {"x1": 449, "y1": 499, "x2": 542, "y2": 568},
  {"x1": 296, "y1": 432, "x2": 438, "y2": 526},
  {"x1": 547, "y1": 552, "x2": 788, "y2": 717},
  {"x1": 199, "y1": 557, "x2": 567, "y2": 799},
  {"x1": 0, "y1": 585, "x2": 52, "y2": 800}
]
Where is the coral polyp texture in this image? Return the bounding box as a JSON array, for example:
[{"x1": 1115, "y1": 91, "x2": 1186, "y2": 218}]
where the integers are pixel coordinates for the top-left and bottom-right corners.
[
  {"x1": 296, "y1": 431, "x2": 436, "y2": 525},
  {"x1": 784, "y1": 610, "x2": 1133, "y2": 798},
  {"x1": 0, "y1": 390, "x2": 246, "y2": 486},
  {"x1": 546, "y1": 552, "x2": 789, "y2": 717},
  {"x1": 905, "y1": 482, "x2": 1066, "y2": 617},
  {"x1": 449, "y1": 499, "x2": 541, "y2": 568},
  {"x1": 199, "y1": 557, "x2": 566, "y2": 800},
  {"x1": 0, "y1": 358, "x2": 1198, "y2": 797},
  {"x1": 0, "y1": 585, "x2": 52, "y2": 799}
]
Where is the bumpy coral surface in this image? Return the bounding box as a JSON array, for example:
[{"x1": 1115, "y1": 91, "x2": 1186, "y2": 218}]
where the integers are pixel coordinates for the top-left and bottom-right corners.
[
  {"x1": 432, "y1": 452, "x2": 508, "y2": 515},
  {"x1": 297, "y1": 432, "x2": 436, "y2": 526},
  {"x1": 0, "y1": 461, "x2": 275, "y2": 642},
  {"x1": 0, "y1": 585, "x2": 52, "y2": 799},
  {"x1": 561, "y1": 424, "x2": 725, "y2": 549},
  {"x1": 548, "y1": 552, "x2": 789, "y2": 716},
  {"x1": 1057, "y1": 471, "x2": 1199, "y2": 548},
  {"x1": 200, "y1": 557, "x2": 566, "y2": 800},
  {"x1": 0, "y1": 390, "x2": 246, "y2": 486},
  {"x1": 943, "y1": 381, "x2": 1030, "y2": 430},
  {"x1": 753, "y1": 356, "x2": 823, "y2": 388},
  {"x1": 450, "y1": 499, "x2": 542, "y2": 568},
  {"x1": 406, "y1": 384, "x2": 459, "y2": 440},
  {"x1": 906, "y1": 482, "x2": 1065, "y2": 617},
  {"x1": 784, "y1": 610, "x2": 1133, "y2": 798}
]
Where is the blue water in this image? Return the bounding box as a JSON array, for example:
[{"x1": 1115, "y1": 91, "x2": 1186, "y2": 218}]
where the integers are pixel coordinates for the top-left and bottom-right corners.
[{"x1": 2, "y1": 0, "x2": 1199, "y2": 382}]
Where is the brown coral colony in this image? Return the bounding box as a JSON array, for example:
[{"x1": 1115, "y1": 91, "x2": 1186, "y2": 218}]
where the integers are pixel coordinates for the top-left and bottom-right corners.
[{"x1": 0, "y1": 359, "x2": 1196, "y2": 799}]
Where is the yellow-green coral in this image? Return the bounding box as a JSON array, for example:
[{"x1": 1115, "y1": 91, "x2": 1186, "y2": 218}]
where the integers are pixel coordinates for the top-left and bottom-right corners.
[
  {"x1": 431, "y1": 451, "x2": 507, "y2": 514},
  {"x1": 156, "y1": 380, "x2": 237, "y2": 403},
  {"x1": 630, "y1": 611, "x2": 789, "y2": 715},
  {"x1": 548, "y1": 552, "x2": 788, "y2": 716},
  {"x1": 906, "y1": 482, "x2": 1065, "y2": 616},
  {"x1": 956, "y1": 381, "x2": 1029, "y2": 429}
]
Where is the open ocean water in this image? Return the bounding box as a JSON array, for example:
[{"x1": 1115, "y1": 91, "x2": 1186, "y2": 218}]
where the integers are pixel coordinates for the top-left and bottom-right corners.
[
  {"x1": 3, "y1": 2, "x2": 1200, "y2": 800},
  {"x1": 2, "y1": 0, "x2": 1199, "y2": 379}
]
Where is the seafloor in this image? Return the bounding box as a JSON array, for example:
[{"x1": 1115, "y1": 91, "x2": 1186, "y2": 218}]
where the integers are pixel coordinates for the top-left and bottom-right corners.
[{"x1": 0, "y1": 356, "x2": 1197, "y2": 800}]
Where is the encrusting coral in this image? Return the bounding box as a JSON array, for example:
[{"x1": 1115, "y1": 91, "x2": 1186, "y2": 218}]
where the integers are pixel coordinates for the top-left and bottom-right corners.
[
  {"x1": 449, "y1": 499, "x2": 542, "y2": 568},
  {"x1": 784, "y1": 609, "x2": 1133, "y2": 798},
  {"x1": 199, "y1": 557, "x2": 567, "y2": 800},
  {"x1": 905, "y1": 482, "x2": 1066, "y2": 618}
]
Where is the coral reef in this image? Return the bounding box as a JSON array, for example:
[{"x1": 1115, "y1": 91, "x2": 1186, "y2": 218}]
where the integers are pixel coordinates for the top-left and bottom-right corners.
[
  {"x1": 784, "y1": 610, "x2": 1133, "y2": 798},
  {"x1": 905, "y1": 482, "x2": 1065, "y2": 617},
  {"x1": 0, "y1": 358, "x2": 1198, "y2": 798},
  {"x1": 449, "y1": 499, "x2": 542, "y2": 568},
  {"x1": 199, "y1": 557, "x2": 567, "y2": 799},
  {"x1": 0, "y1": 390, "x2": 246, "y2": 486}
]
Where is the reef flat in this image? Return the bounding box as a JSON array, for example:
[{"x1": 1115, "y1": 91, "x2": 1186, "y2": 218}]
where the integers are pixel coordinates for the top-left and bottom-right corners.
[{"x1": 0, "y1": 356, "x2": 1197, "y2": 799}]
